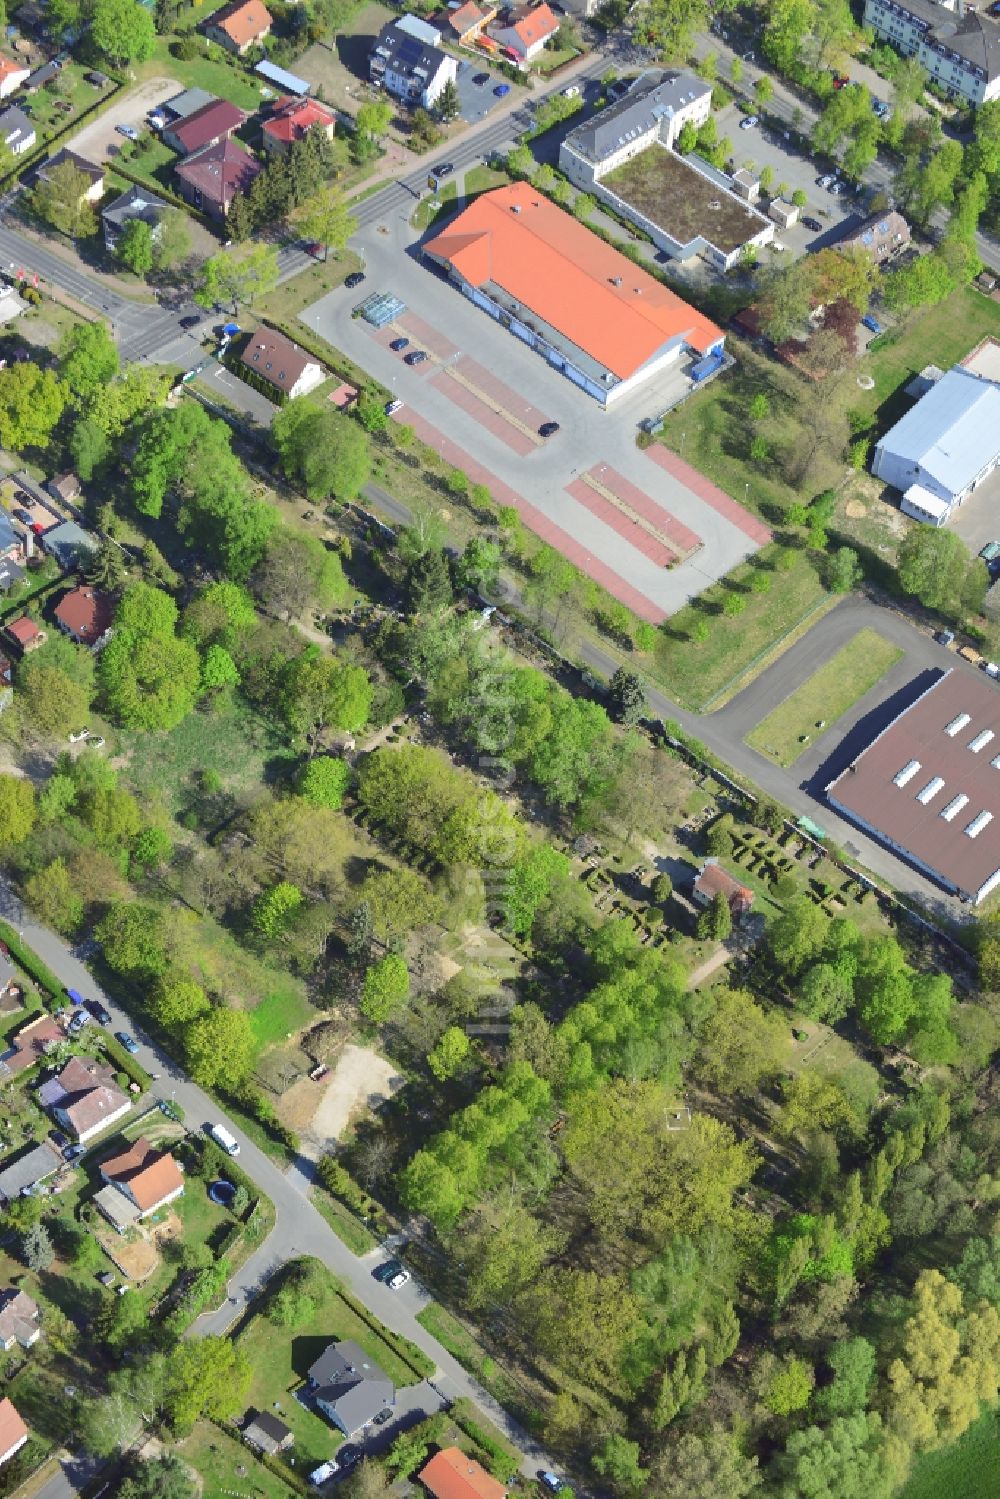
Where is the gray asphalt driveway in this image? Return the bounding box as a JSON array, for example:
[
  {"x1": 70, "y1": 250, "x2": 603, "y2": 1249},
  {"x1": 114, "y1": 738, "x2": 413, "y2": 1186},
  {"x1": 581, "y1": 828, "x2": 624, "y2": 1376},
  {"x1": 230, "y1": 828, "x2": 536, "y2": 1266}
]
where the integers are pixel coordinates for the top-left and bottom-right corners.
[{"x1": 455, "y1": 58, "x2": 508, "y2": 124}]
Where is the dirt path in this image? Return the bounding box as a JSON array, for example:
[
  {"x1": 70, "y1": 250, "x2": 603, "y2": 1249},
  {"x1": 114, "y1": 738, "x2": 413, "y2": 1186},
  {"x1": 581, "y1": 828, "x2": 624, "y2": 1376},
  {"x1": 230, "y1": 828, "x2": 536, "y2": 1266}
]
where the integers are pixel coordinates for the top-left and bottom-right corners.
[
  {"x1": 687, "y1": 942, "x2": 731, "y2": 990},
  {"x1": 299, "y1": 1043, "x2": 404, "y2": 1159}
]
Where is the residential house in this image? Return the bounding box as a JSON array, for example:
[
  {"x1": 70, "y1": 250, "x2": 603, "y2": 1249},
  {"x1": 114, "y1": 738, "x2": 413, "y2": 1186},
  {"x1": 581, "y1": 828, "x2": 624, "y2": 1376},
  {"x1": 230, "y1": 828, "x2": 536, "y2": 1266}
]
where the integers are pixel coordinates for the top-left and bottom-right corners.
[
  {"x1": 161, "y1": 86, "x2": 217, "y2": 124},
  {"x1": 0, "y1": 1141, "x2": 62, "y2": 1202},
  {"x1": 445, "y1": 1, "x2": 496, "y2": 46},
  {"x1": 239, "y1": 328, "x2": 325, "y2": 399},
  {"x1": 872, "y1": 364, "x2": 1000, "y2": 526},
  {"x1": 162, "y1": 98, "x2": 248, "y2": 156},
  {"x1": 490, "y1": 2, "x2": 560, "y2": 62},
  {"x1": 4, "y1": 616, "x2": 42, "y2": 653},
  {"x1": 0, "y1": 508, "x2": 26, "y2": 593},
  {"x1": 418, "y1": 1447, "x2": 508, "y2": 1499},
  {"x1": 204, "y1": 0, "x2": 271, "y2": 55},
  {"x1": 47, "y1": 473, "x2": 82, "y2": 507},
  {"x1": 24, "y1": 60, "x2": 59, "y2": 91},
  {"x1": 98, "y1": 1136, "x2": 184, "y2": 1221},
  {"x1": 863, "y1": 0, "x2": 1000, "y2": 106},
  {"x1": 101, "y1": 183, "x2": 169, "y2": 254},
  {"x1": 174, "y1": 138, "x2": 262, "y2": 221},
  {"x1": 0, "y1": 1400, "x2": 28, "y2": 1467},
  {"x1": 39, "y1": 1055, "x2": 131, "y2": 1144},
  {"x1": 369, "y1": 16, "x2": 457, "y2": 109},
  {"x1": 54, "y1": 586, "x2": 114, "y2": 649},
  {"x1": 243, "y1": 1410, "x2": 294, "y2": 1455},
  {"x1": 261, "y1": 94, "x2": 336, "y2": 155},
  {"x1": 40, "y1": 519, "x2": 98, "y2": 572},
  {"x1": 0, "y1": 652, "x2": 11, "y2": 685},
  {"x1": 692, "y1": 859, "x2": 753, "y2": 922},
  {"x1": 306, "y1": 1340, "x2": 394, "y2": 1436},
  {"x1": 0, "y1": 1289, "x2": 40, "y2": 1351},
  {"x1": 0, "y1": 1013, "x2": 62, "y2": 1076},
  {"x1": 0, "y1": 54, "x2": 30, "y2": 99},
  {"x1": 0, "y1": 108, "x2": 36, "y2": 156},
  {"x1": 35, "y1": 149, "x2": 105, "y2": 202},
  {"x1": 834, "y1": 209, "x2": 910, "y2": 263},
  {"x1": 85, "y1": 71, "x2": 111, "y2": 89}
]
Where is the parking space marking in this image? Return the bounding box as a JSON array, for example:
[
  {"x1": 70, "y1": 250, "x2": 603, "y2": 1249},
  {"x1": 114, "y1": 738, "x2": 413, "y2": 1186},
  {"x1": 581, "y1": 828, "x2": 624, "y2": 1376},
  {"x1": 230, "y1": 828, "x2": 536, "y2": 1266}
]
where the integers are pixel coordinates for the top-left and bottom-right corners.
[
  {"x1": 456, "y1": 355, "x2": 550, "y2": 431},
  {"x1": 430, "y1": 370, "x2": 537, "y2": 454},
  {"x1": 586, "y1": 463, "x2": 702, "y2": 554},
  {"x1": 566, "y1": 478, "x2": 678, "y2": 568},
  {"x1": 644, "y1": 446, "x2": 772, "y2": 545},
  {"x1": 396, "y1": 311, "x2": 460, "y2": 360}
]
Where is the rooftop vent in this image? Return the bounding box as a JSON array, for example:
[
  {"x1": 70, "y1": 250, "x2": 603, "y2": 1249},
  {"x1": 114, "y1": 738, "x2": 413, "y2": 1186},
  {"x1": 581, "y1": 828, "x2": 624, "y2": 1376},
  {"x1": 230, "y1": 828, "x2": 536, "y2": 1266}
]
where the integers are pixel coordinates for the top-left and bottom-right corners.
[
  {"x1": 945, "y1": 713, "x2": 972, "y2": 736},
  {"x1": 966, "y1": 810, "x2": 993, "y2": 839},
  {"x1": 941, "y1": 793, "x2": 970, "y2": 822},
  {"x1": 893, "y1": 759, "x2": 921, "y2": 788},
  {"x1": 916, "y1": 776, "x2": 945, "y2": 804},
  {"x1": 970, "y1": 729, "x2": 995, "y2": 753}
]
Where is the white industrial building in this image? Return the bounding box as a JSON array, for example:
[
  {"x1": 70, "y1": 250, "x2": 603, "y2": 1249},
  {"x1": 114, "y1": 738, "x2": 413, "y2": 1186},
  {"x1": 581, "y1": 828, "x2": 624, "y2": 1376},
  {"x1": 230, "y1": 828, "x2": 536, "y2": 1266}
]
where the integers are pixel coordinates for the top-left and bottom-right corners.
[{"x1": 872, "y1": 365, "x2": 1000, "y2": 526}]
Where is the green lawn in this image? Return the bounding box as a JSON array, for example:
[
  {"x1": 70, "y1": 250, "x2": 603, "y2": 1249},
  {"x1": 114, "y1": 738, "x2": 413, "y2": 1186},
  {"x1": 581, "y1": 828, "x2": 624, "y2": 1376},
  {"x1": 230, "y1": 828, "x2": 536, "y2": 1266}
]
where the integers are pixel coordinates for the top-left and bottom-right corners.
[
  {"x1": 463, "y1": 163, "x2": 510, "y2": 197},
  {"x1": 143, "y1": 39, "x2": 265, "y2": 111},
  {"x1": 417, "y1": 1302, "x2": 523, "y2": 1411},
  {"x1": 117, "y1": 133, "x2": 179, "y2": 197},
  {"x1": 863, "y1": 287, "x2": 1000, "y2": 429},
  {"x1": 249, "y1": 984, "x2": 315, "y2": 1049},
  {"x1": 745, "y1": 628, "x2": 903, "y2": 767},
  {"x1": 177, "y1": 1420, "x2": 296, "y2": 1499},
  {"x1": 651, "y1": 547, "x2": 833, "y2": 712},
  {"x1": 897, "y1": 1410, "x2": 1000, "y2": 1499},
  {"x1": 411, "y1": 180, "x2": 457, "y2": 230}
]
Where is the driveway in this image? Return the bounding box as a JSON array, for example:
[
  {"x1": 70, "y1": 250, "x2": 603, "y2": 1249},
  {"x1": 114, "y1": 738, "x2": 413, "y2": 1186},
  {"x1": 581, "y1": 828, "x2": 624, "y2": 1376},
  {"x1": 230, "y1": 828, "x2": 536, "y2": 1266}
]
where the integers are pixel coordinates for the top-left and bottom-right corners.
[
  {"x1": 454, "y1": 58, "x2": 508, "y2": 125},
  {"x1": 948, "y1": 469, "x2": 1000, "y2": 558},
  {"x1": 66, "y1": 76, "x2": 180, "y2": 166},
  {"x1": 195, "y1": 361, "x2": 278, "y2": 429}
]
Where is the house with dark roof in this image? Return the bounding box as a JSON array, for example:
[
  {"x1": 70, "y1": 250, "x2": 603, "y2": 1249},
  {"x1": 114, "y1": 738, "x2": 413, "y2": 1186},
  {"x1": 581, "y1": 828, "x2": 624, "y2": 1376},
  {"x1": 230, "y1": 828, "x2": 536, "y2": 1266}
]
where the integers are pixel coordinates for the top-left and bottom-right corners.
[
  {"x1": 47, "y1": 472, "x2": 82, "y2": 506},
  {"x1": 490, "y1": 1, "x2": 559, "y2": 61},
  {"x1": 306, "y1": 1340, "x2": 394, "y2": 1436},
  {"x1": 243, "y1": 1410, "x2": 294, "y2": 1455},
  {"x1": 692, "y1": 859, "x2": 753, "y2": 922},
  {"x1": 162, "y1": 98, "x2": 248, "y2": 156},
  {"x1": 204, "y1": 0, "x2": 271, "y2": 54},
  {"x1": 834, "y1": 209, "x2": 910, "y2": 263},
  {"x1": 42, "y1": 1055, "x2": 131, "y2": 1144},
  {"x1": 424, "y1": 183, "x2": 724, "y2": 405},
  {"x1": 0, "y1": 1400, "x2": 28, "y2": 1467},
  {"x1": 418, "y1": 1447, "x2": 507, "y2": 1499},
  {"x1": 40, "y1": 519, "x2": 98, "y2": 571},
  {"x1": 369, "y1": 15, "x2": 457, "y2": 109},
  {"x1": 54, "y1": 586, "x2": 114, "y2": 648},
  {"x1": 261, "y1": 94, "x2": 336, "y2": 155},
  {"x1": 174, "y1": 138, "x2": 262, "y2": 220},
  {"x1": 560, "y1": 69, "x2": 712, "y2": 183},
  {"x1": 863, "y1": 0, "x2": 1000, "y2": 105},
  {"x1": 0, "y1": 1289, "x2": 40, "y2": 1351},
  {"x1": 35, "y1": 149, "x2": 104, "y2": 202},
  {"x1": 0, "y1": 1140, "x2": 62, "y2": 1202},
  {"x1": 239, "y1": 327, "x2": 325, "y2": 399},
  {"x1": 101, "y1": 183, "x2": 169, "y2": 253},
  {"x1": 0, "y1": 107, "x2": 36, "y2": 156},
  {"x1": 96, "y1": 1136, "x2": 184, "y2": 1228}
]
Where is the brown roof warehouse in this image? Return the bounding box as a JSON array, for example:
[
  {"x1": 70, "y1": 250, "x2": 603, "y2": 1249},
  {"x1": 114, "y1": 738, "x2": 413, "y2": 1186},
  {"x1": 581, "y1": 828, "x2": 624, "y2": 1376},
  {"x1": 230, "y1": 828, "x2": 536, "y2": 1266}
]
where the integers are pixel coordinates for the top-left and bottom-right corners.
[{"x1": 826, "y1": 669, "x2": 1000, "y2": 904}]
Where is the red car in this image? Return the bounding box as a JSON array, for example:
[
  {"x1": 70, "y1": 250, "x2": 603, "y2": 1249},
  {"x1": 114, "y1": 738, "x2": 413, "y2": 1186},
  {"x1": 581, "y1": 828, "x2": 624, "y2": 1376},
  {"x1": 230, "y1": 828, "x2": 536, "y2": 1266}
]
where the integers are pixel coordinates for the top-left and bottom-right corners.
[{"x1": 832, "y1": 74, "x2": 849, "y2": 89}]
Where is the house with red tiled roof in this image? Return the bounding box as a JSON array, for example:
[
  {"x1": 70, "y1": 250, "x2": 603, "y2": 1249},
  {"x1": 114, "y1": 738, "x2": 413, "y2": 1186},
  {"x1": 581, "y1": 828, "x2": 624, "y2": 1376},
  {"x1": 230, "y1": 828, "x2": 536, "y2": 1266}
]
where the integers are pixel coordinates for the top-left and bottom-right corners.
[
  {"x1": 162, "y1": 98, "x2": 248, "y2": 155},
  {"x1": 0, "y1": 1012, "x2": 62, "y2": 1076},
  {"x1": 692, "y1": 859, "x2": 753, "y2": 922},
  {"x1": 174, "y1": 138, "x2": 262, "y2": 220},
  {"x1": 0, "y1": 1399, "x2": 28, "y2": 1466},
  {"x1": 0, "y1": 54, "x2": 30, "y2": 99},
  {"x1": 418, "y1": 1447, "x2": 507, "y2": 1499},
  {"x1": 53, "y1": 586, "x2": 114, "y2": 649},
  {"x1": 41, "y1": 1055, "x2": 131, "y2": 1144},
  {"x1": 204, "y1": 0, "x2": 271, "y2": 54},
  {"x1": 4, "y1": 615, "x2": 42, "y2": 652},
  {"x1": 239, "y1": 327, "x2": 325, "y2": 399},
  {"x1": 490, "y1": 1, "x2": 559, "y2": 60},
  {"x1": 261, "y1": 94, "x2": 336, "y2": 156},
  {"x1": 446, "y1": 1, "x2": 495, "y2": 44},
  {"x1": 98, "y1": 1136, "x2": 184, "y2": 1225},
  {"x1": 424, "y1": 183, "x2": 724, "y2": 406}
]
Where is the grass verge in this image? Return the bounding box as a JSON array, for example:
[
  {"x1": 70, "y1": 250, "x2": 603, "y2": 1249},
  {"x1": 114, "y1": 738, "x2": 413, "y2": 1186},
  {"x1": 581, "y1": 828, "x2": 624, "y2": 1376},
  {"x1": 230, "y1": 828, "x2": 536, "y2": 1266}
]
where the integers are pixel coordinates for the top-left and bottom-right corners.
[
  {"x1": 745, "y1": 627, "x2": 903, "y2": 766},
  {"x1": 312, "y1": 1187, "x2": 380, "y2": 1255},
  {"x1": 897, "y1": 1409, "x2": 1000, "y2": 1499},
  {"x1": 417, "y1": 1302, "x2": 524, "y2": 1410},
  {"x1": 411, "y1": 180, "x2": 457, "y2": 230}
]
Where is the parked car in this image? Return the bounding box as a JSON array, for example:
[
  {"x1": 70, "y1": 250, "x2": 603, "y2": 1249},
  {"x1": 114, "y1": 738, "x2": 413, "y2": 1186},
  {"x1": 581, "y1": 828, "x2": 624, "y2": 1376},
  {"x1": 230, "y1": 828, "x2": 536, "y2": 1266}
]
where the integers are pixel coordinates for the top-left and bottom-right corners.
[
  {"x1": 68, "y1": 728, "x2": 90, "y2": 743},
  {"x1": 739, "y1": 114, "x2": 758, "y2": 129},
  {"x1": 861, "y1": 313, "x2": 882, "y2": 333},
  {"x1": 562, "y1": 85, "x2": 580, "y2": 98},
  {"x1": 13, "y1": 508, "x2": 31, "y2": 525},
  {"x1": 934, "y1": 629, "x2": 955, "y2": 647},
  {"x1": 115, "y1": 1030, "x2": 140, "y2": 1055},
  {"x1": 979, "y1": 541, "x2": 1000, "y2": 563},
  {"x1": 435, "y1": 161, "x2": 455, "y2": 177},
  {"x1": 179, "y1": 313, "x2": 201, "y2": 329},
  {"x1": 344, "y1": 271, "x2": 365, "y2": 289},
  {"x1": 832, "y1": 73, "x2": 850, "y2": 89},
  {"x1": 50, "y1": 1130, "x2": 69, "y2": 1149},
  {"x1": 373, "y1": 1258, "x2": 406, "y2": 1284},
  {"x1": 802, "y1": 216, "x2": 823, "y2": 231},
  {"x1": 116, "y1": 124, "x2": 140, "y2": 141},
  {"x1": 872, "y1": 98, "x2": 890, "y2": 118},
  {"x1": 373, "y1": 1408, "x2": 393, "y2": 1426},
  {"x1": 387, "y1": 1267, "x2": 410, "y2": 1289},
  {"x1": 984, "y1": 661, "x2": 1000, "y2": 679},
  {"x1": 85, "y1": 999, "x2": 112, "y2": 1026},
  {"x1": 64, "y1": 1144, "x2": 85, "y2": 1161},
  {"x1": 389, "y1": 337, "x2": 410, "y2": 352},
  {"x1": 309, "y1": 1461, "x2": 338, "y2": 1487},
  {"x1": 473, "y1": 71, "x2": 490, "y2": 84},
  {"x1": 494, "y1": 83, "x2": 511, "y2": 97},
  {"x1": 89, "y1": 736, "x2": 106, "y2": 750},
  {"x1": 540, "y1": 1475, "x2": 566, "y2": 1495},
  {"x1": 817, "y1": 173, "x2": 833, "y2": 188},
  {"x1": 539, "y1": 421, "x2": 560, "y2": 437},
  {"x1": 337, "y1": 1445, "x2": 361, "y2": 1470},
  {"x1": 828, "y1": 180, "x2": 844, "y2": 195},
  {"x1": 67, "y1": 1009, "x2": 89, "y2": 1035},
  {"x1": 404, "y1": 350, "x2": 428, "y2": 365},
  {"x1": 385, "y1": 399, "x2": 404, "y2": 416}
]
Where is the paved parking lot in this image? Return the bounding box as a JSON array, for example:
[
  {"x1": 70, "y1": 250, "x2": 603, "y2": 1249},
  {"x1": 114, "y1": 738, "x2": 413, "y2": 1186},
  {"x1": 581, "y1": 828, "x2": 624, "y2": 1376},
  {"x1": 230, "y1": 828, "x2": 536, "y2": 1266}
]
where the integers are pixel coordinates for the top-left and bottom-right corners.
[
  {"x1": 66, "y1": 75, "x2": 180, "y2": 166},
  {"x1": 950, "y1": 470, "x2": 1000, "y2": 557},
  {"x1": 454, "y1": 57, "x2": 510, "y2": 124}
]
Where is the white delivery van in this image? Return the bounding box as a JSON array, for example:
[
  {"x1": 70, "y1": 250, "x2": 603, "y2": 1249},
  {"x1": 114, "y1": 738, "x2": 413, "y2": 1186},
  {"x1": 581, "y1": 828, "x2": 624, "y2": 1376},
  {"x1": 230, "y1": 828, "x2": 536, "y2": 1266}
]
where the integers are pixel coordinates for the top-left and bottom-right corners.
[{"x1": 209, "y1": 1123, "x2": 240, "y2": 1156}]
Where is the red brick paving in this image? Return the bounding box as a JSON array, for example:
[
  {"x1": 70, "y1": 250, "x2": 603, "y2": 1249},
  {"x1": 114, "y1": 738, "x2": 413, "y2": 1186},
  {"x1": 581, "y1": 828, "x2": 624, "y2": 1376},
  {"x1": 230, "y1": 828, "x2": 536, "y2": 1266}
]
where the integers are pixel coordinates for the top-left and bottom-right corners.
[
  {"x1": 393, "y1": 409, "x2": 668, "y2": 623},
  {"x1": 456, "y1": 356, "x2": 551, "y2": 431},
  {"x1": 585, "y1": 463, "x2": 701, "y2": 553},
  {"x1": 430, "y1": 371, "x2": 537, "y2": 455},
  {"x1": 644, "y1": 446, "x2": 773, "y2": 545},
  {"x1": 396, "y1": 311, "x2": 460, "y2": 360},
  {"x1": 566, "y1": 478, "x2": 677, "y2": 568}
]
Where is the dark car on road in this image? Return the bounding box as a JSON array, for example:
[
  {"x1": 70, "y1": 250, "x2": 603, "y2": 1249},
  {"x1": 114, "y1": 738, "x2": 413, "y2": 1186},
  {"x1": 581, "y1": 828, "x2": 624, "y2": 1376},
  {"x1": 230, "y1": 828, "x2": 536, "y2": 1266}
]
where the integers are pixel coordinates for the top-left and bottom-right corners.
[
  {"x1": 404, "y1": 350, "x2": 428, "y2": 365},
  {"x1": 373, "y1": 1408, "x2": 392, "y2": 1427},
  {"x1": 373, "y1": 1258, "x2": 405, "y2": 1284},
  {"x1": 390, "y1": 337, "x2": 410, "y2": 352},
  {"x1": 802, "y1": 216, "x2": 822, "y2": 232},
  {"x1": 115, "y1": 1030, "x2": 140, "y2": 1055},
  {"x1": 344, "y1": 271, "x2": 365, "y2": 289},
  {"x1": 435, "y1": 161, "x2": 455, "y2": 177},
  {"x1": 85, "y1": 999, "x2": 112, "y2": 1026},
  {"x1": 473, "y1": 71, "x2": 490, "y2": 84},
  {"x1": 337, "y1": 1445, "x2": 362, "y2": 1470},
  {"x1": 539, "y1": 421, "x2": 560, "y2": 437},
  {"x1": 179, "y1": 314, "x2": 201, "y2": 329}
]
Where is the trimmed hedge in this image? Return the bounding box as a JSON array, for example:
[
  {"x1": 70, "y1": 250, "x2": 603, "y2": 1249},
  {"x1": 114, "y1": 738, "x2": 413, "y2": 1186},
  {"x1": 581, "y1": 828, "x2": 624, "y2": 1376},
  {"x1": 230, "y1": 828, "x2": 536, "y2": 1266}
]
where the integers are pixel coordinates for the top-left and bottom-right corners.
[
  {"x1": 100, "y1": 1033, "x2": 152, "y2": 1091},
  {"x1": 0, "y1": 921, "x2": 65, "y2": 1001},
  {"x1": 449, "y1": 1399, "x2": 521, "y2": 1483},
  {"x1": 336, "y1": 1283, "x2": 435, "y2": 1380}
]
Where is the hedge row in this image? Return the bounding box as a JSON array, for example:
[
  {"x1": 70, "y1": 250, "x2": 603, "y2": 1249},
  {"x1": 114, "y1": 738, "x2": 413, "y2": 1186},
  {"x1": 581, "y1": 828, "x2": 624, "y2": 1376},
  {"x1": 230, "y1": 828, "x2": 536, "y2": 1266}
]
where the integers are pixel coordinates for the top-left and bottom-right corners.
[
  {"x1": 449, "y1": 1398, "x2": 521, "y2": 1483},
  {"x1": 100, "y1": 1032, "x2": 152, "y2": 1090},
  {"x1": 336, "y1": 1283, "x2": 436, "y2": 1380},
  {"x1": 0, "y1": 920, "x2": 66, "y2": 1001}
]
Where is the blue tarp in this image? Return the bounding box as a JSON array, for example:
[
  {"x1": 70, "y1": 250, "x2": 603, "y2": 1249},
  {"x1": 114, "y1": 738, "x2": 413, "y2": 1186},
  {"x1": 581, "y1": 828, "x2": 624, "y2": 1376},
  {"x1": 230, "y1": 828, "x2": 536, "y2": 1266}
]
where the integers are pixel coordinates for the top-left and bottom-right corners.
[{"x1": 255, "y1": 59, "x2": 311, "y2": 97}]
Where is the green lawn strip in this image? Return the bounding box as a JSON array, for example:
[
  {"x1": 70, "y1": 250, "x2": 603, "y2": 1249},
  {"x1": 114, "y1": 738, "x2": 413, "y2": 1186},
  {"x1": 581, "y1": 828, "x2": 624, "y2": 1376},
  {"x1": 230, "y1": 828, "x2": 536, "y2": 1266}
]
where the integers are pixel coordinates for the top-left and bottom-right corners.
[
  {"x1": 0, "y1": 921, "x2": 66, "y2": 1002},
  {"x1": 864, "y1": 288, "x2": 1000, "y2": 424},
  {"x1": 745, "y1": 627, "x2": 903, "y2": 767},
  {"x1": 177, "y1": 1419, "x2": 297, "y2": 1499},
  {"x1": 411, "y1": 179, "x2": 457, "y2": 230},
  {"x1": 416, "y1": 1302, "x2": 523, "y2": 1410},
  {"x1": 897, "y1": 1409, "x2": 1000, "y2": 1499},
  {"x1": 650, "y1": 549, "x2": 829, "y2": 712},
  {"x1": 236, "y1": 1299, "x2": 346, "y2": 1473},
  {"x1": 463, "y1": 163, "x2": 510, "y2": 197},
  {"x1": 144, "y1": 39, "x2": 265, "y2": 110},
  {"x1": 249, "y1": 985, "x2": 315, "y2": 1050},
  {"x1": 311, "y1": 1187, "x2": 380, "y2": 1255}
]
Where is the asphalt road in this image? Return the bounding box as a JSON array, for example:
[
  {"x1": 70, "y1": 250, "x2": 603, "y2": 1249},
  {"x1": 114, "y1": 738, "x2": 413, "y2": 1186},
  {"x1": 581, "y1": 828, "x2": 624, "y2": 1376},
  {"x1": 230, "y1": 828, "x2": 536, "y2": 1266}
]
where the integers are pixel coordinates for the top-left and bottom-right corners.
[{"x1": 0, "y1": 880, "x2": 556, "y2": 1486}]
